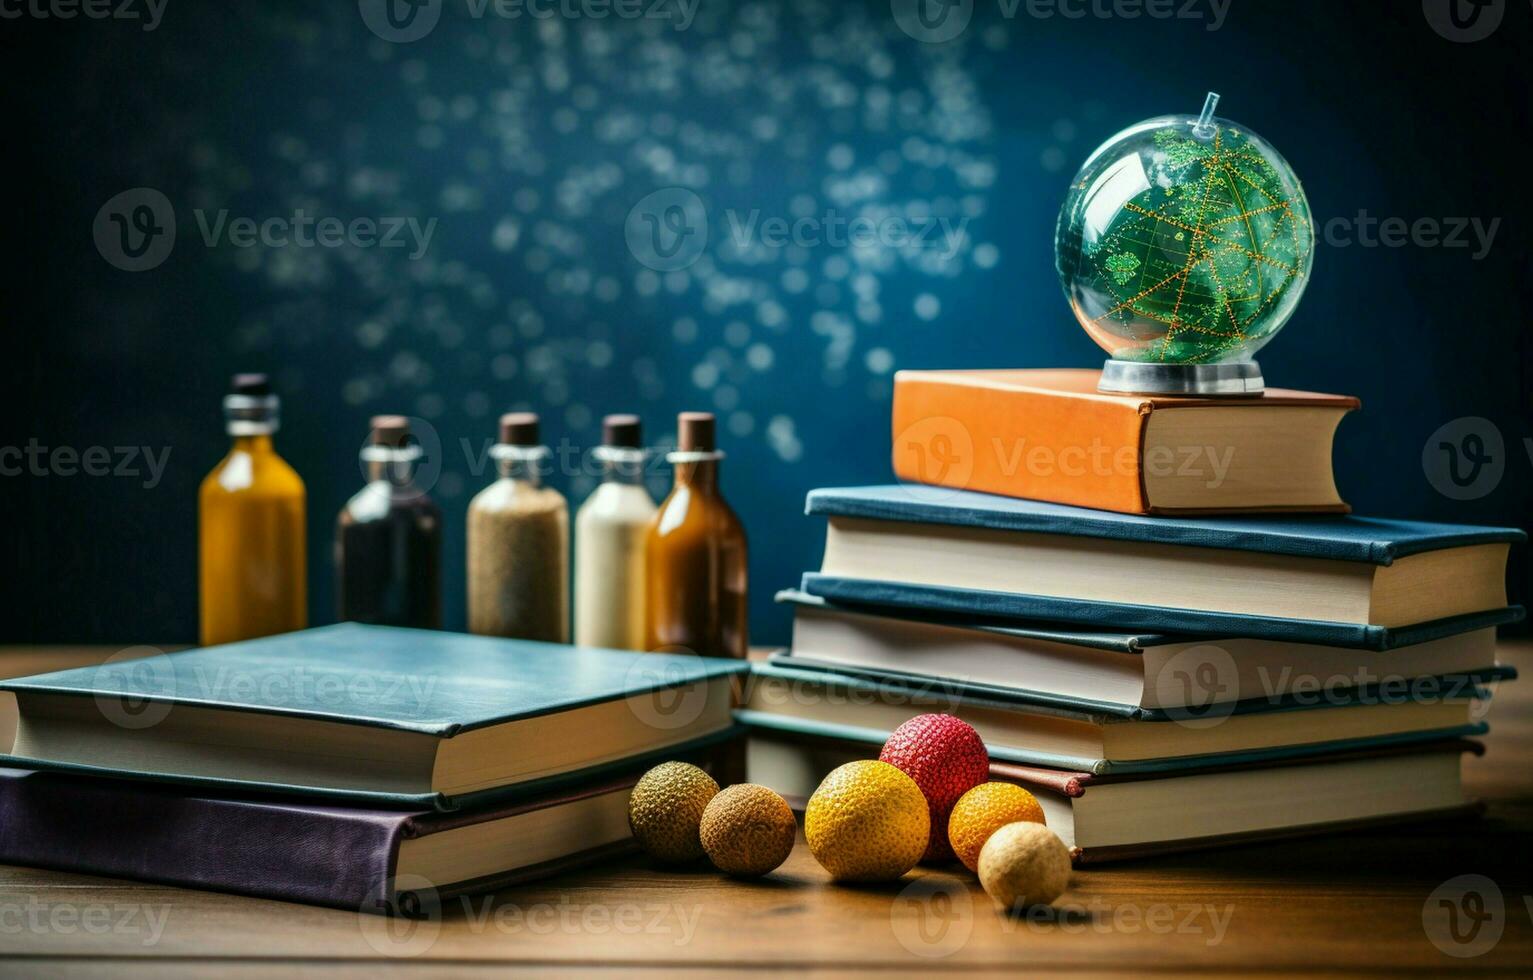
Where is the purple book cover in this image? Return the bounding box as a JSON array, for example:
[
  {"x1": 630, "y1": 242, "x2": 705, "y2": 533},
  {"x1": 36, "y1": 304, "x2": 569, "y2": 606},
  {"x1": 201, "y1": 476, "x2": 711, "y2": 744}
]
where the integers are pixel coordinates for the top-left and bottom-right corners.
[{"x1": 0, "y1": 767, "x2": 640, "y2": 914}]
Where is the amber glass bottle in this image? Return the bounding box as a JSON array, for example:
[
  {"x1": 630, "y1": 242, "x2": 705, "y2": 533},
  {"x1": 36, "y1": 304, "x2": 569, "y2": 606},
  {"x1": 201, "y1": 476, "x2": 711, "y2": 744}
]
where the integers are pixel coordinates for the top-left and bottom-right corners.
[
  {"x1": 335, "y1": 415, "x2": 442, "y2": 628},
  {"x1": 198, "y1": 374, "x2": 307, "y2": 646},
  {"x1": 645, "y1": 412, "x2": 748, "y2": 658}
]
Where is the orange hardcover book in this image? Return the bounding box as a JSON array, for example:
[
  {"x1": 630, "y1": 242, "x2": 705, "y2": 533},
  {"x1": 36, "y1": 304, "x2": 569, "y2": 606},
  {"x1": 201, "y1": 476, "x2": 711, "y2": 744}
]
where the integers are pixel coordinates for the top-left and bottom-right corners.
[{"x1": 890, "y1": 368, "x2": 1359, "y2": 516}]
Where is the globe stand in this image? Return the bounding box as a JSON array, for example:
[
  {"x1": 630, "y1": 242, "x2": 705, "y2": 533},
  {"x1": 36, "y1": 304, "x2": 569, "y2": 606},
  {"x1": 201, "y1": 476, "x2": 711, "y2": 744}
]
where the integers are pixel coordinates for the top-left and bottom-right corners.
[{"x1": 1097, "y1": 360, "x2": 1264, "y2": 397}]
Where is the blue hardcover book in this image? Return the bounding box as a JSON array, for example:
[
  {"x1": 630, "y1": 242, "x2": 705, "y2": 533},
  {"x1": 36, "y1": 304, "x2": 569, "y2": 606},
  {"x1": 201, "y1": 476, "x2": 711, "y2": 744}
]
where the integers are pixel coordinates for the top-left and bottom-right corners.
[
  {"x1": 738, "y1": 660, "x2": 1491, "y2": 775},
  {"x1": 0, "y1": 624, "x2": 747, "y2": 810},
  {"x1": 803, "y1": 486, "x2": 1525, "y2": 649},
  {"x1": 776, "y1": 589, "x2": 1512, "y2": 715}
]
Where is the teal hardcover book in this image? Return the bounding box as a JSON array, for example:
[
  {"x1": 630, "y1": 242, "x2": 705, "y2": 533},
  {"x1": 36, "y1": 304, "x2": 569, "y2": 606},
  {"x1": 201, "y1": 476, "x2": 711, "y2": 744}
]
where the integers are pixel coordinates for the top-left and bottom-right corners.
[
  {"x1": 0, "y1": 624, "x2": 747, "y2": 809},
  {"x1": 804, "y1": 486, "x2": 1526, "y2": 649}
]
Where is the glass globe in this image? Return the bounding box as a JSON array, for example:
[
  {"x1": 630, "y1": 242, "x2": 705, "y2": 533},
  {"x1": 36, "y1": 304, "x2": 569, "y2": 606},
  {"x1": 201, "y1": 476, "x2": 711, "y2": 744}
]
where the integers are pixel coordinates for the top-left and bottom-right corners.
[{"x1": 1055, "y1": 97, "x2": 1314, "y2": 366}]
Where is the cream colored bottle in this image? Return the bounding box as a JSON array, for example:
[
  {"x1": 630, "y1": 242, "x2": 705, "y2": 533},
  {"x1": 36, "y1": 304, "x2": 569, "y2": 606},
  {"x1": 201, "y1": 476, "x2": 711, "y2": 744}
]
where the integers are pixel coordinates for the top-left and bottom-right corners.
[{"x1": 574, "y1": 415, "x2": 656, "y2": 649}]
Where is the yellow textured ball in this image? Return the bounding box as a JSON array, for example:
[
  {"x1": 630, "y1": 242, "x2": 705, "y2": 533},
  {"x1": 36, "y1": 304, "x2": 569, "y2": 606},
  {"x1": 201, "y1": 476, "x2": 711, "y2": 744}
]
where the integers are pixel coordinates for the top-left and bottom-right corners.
[
  {"x1": 977, "y1": 822, "x2": 1071, "y2": 911},
  {"x1": 699, "y1": 783, "x2": 798, "y2": 877},
  {"x1": 627, "y1": 762, "x2": 720, "y2": 863},
  {"x1": 948, "y1": 782, "x2": 1047, "y2": 873},
  {"x1": 804, "y1": 760, "x2": 930, "y2": 882}
]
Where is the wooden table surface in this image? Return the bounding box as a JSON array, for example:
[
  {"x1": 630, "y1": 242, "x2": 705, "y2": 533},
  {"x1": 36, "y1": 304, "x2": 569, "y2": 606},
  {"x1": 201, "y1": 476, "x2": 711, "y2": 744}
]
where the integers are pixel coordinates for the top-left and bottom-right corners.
[{"x1": 2, "y1": 642, "x2": 1531, "y2": 978}]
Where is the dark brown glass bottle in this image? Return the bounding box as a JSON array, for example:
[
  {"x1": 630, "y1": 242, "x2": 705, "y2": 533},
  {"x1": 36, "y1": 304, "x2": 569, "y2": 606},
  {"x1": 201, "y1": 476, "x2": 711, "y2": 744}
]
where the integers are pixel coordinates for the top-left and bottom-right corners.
[
  {"x1": 335, "y1": 416, "x2": 442, "y2": 628},
  {"x1": 645, "y1": 412, "x2": 748, "y2": 658}
]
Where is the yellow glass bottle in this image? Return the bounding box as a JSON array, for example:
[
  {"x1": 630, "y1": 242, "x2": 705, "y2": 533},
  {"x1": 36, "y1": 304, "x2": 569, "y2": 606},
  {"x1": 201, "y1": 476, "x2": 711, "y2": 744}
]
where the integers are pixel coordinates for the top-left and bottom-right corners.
[{"x1": 199, "y1": 373, "x2": 308, "y2": 646}]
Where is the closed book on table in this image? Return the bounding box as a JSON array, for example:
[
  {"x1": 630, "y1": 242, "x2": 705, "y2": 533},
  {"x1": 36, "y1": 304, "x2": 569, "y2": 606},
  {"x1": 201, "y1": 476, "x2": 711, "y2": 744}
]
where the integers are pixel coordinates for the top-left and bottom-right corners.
[
  {"x1": 776, "y1": 589, "x2": 1509, "y2": 712},
  {"x1": 738, "y1": 660, "x2": 1492, "y2": 775},
  {"x1": 0, "y1": 624, "x2": 747, "y2": 809},
  {"x1": 803, "y1": 486, "x2": 1526, "y2": 649},
  {"x1": 744, "y1": 729, "x2": 1481, "y2": 863},
  {"x1": 0, "y1": 762, "x2": 706, "y2": 913},
  {"x1": 891, "y1": 368, "x2": 1358, "y2": 515}
]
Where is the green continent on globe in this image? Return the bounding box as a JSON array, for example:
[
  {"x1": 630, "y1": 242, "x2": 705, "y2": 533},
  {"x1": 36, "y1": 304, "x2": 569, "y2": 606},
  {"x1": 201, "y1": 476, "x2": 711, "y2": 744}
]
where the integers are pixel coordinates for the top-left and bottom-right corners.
[{"x1": 1059, "y1": 125, "x2": 1313, "y2": 364}]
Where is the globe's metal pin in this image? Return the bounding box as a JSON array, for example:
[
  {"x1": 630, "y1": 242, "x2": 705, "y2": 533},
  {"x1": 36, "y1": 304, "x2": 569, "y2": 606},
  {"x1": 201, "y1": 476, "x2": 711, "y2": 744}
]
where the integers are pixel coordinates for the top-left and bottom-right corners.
[{"x1": 1193, "y1": 91, "x2": 1221, "y2": 139}]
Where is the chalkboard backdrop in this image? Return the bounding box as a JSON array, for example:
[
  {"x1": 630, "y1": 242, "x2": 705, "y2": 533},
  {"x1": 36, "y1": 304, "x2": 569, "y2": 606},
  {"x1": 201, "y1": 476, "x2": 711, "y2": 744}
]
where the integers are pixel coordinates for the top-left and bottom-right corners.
[{"x1": 12, "y1": 0, "x2": 1531, "y2": 643}]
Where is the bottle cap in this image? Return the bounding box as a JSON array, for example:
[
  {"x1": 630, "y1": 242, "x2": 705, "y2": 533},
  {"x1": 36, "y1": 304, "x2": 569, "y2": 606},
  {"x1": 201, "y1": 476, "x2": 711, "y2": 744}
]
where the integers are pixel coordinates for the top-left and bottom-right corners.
[
  {"x1": 231, "y1": 373, "x2": 272, "y2": 397},
  {"x1": 499, "y1": 412, "x2": 541, "y2": 447},
  {"x1": 602, "y1": 414, "x2": 643, "y2": 449},
  {"x1": 224, "y1": 372, "x2": 279, "y2": 434},
  {"x1": 676, "y1": 412, "x2": 716, "y2": 453},
  {"x1": 369, "y1": 415, "x2": 411, "y2": 449}
]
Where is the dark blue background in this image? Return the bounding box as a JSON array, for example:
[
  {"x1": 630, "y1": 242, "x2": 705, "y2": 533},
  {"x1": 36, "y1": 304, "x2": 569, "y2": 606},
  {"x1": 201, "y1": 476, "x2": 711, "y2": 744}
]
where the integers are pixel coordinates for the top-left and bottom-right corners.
[{"x1": 12, "y1": 0, "x2": 1531, "y2": 644}]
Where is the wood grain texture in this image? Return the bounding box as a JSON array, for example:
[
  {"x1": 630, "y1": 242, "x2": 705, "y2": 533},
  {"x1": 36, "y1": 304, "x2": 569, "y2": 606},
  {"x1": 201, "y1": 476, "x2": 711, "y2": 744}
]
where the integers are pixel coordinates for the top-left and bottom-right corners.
[{"x1": 1, "y1": 641, "x2": 1530, "y2": 977}]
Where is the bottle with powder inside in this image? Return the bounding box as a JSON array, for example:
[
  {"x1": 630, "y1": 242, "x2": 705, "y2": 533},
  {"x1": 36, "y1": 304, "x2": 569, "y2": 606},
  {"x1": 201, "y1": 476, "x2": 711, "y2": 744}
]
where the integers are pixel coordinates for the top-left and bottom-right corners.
[
  {"x1": 645, "y1": 412, "x2": 748, "y2": 658},
  {"x1": 467, "y1": 413, "x2": 569, "y2": 642},
  {"x1": 198, "y1": 373, "x2": 307, "y2": 646},
  {"x1": 574, "y1": 414, "x2": 656, "y2": 650},
  {"x1": 334, "y1": 415, "x2": 442, "y2": 629}
]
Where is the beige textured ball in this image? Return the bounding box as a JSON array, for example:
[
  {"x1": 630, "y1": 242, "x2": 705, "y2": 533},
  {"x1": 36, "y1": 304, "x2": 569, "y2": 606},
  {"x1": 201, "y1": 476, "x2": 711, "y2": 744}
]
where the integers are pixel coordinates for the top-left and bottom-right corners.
[
  {"x1": 977, "y1": 822, "x2": 1071, "y2": 911},
  {"x1": 627, "y1": 762, "x2": 720, "y2": 863},
  {"x1": 699, "y1": 783, "x2": 798, "y2": 877}
]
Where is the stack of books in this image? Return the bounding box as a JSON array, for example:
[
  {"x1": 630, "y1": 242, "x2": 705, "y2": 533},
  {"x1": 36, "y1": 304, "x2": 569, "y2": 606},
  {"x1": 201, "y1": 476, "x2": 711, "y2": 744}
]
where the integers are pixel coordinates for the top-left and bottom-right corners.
[
  {"x1": 0, "y1": 624, "x2": 747, "y2": 911},
  {"x1": 743, "y1": 369, "x2": 1525, "y2": 862}
]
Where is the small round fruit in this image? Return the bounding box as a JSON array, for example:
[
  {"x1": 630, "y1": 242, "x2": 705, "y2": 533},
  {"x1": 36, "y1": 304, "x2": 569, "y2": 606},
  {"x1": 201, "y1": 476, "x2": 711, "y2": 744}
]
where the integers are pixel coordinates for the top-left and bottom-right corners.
[
  {"x1": 977, "y1": 822, "x2": 1071, "y2": 911},
  {"x1": 805, "y1": 760, "x2": 930, "y2": 882},
  {"x1": 948, "y1": 782, "x2": 1047, "y2": 872},
  {"x1": 627, "y1": 761, "x2": 720, "y2": 863},
  {"x1": 878, "y1": 714, "x2": 990, "y2": 862},
  {"x1": 699, "y1": 783, "x2": 797, "y2": 877}
]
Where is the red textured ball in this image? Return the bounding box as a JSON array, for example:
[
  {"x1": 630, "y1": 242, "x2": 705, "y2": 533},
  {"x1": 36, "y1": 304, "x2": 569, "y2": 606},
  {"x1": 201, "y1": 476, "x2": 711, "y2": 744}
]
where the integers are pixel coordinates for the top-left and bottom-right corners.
[{"x1": 879, "y1": 713, "x2": 990, "y2": 862}]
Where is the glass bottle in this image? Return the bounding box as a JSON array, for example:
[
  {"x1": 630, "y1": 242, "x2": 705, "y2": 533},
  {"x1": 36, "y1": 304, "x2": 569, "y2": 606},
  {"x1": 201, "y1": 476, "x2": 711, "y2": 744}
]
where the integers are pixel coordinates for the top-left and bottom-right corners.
[
  {"x1": 645, "y1": 412, "x2": 748, "y2": 658},
  {"x1": 574, "y1": 415, "x2": 656, "y2": 650},
  {"x1": 198, "y1": 373, "x2": 307, "y2": 646},
  {"x1": 335, "y1": 415, "x2": 442, "y2": 629},
  {"x1": 467, "y1": 412, "x2": 569, "y2": 642}
]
